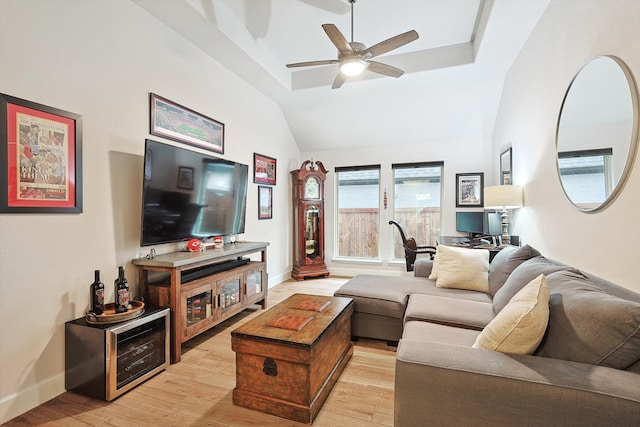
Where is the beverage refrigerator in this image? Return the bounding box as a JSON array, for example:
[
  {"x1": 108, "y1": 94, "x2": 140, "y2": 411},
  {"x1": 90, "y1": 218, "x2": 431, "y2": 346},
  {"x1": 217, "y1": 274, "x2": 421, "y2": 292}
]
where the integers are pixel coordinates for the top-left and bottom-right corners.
[{"x1": 65, "y1": 307, "x2": 169, "y2": 400}]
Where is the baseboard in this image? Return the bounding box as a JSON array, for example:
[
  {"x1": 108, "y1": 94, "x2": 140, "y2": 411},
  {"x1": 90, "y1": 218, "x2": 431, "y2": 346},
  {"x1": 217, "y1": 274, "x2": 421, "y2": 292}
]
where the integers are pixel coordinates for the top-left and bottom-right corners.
[
  {"x1": 0, "y1": 372, "x2": 65, "y2": 424},
  {"x1": 268, "y1": 270, "x2": 290, "y2": 288},
  {"x1": 328, "y1": 265, "x2": 410, "y2": 278}
]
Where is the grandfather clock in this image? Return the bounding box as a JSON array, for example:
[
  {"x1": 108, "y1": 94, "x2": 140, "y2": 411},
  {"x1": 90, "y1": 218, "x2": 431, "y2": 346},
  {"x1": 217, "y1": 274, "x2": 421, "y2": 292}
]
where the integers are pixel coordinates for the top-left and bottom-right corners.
[{"x1": 291, "y1": 160, "x2": 330, "y2": 280}]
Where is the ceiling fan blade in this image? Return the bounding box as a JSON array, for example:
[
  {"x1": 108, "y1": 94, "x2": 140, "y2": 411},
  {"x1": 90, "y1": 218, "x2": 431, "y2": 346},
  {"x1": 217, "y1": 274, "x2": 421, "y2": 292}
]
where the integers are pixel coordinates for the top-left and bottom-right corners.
[
  {"x1": 332, "y1": 72, "x2": 347, "y2": 89},
  {"x1": 286, "y1": 59, "x2": 339, "y2": 68},
  {"x1": 322, "y1": 24, "x2": 353, "y2": 54},
  {"x1": 364, "y1": 30, "x2": 419, "y2": 58},
  {"x1": 367, "y1": 61, "x2": 404, "y2": 78}
]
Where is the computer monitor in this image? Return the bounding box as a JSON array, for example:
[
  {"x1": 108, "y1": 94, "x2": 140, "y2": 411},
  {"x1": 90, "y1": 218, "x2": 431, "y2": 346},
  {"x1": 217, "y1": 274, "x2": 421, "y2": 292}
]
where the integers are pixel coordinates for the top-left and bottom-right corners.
[
  {"x1": 456, "y1": 211, "x2": 503, "y2": 240},
  {"x1": 455, "y1": 212, "x2": 484, "y2": 238},
  {"x1": 486, "y1": 212, "x2": 502, "y2": 236}
]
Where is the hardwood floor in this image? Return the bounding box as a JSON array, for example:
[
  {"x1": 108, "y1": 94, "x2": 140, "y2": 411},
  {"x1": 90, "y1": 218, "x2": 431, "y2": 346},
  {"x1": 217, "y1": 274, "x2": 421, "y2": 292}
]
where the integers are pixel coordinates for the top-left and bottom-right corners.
[{"x1": 5, "y1": 277, "x2": 397, "y2": 426}]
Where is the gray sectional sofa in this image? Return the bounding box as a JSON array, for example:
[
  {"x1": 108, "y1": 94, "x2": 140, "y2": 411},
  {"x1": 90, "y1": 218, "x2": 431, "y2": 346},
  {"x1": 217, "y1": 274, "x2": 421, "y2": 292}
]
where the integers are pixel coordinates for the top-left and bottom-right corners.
[{"x1": 334, "y1": 245, "x2": 640, "y2": 426}]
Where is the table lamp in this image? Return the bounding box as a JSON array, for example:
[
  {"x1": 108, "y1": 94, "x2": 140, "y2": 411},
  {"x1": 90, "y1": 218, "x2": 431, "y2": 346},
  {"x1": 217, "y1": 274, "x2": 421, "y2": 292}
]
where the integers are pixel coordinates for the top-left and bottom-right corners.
[{"x1": 484, "y1": 185, "x2": 523, "y2": 246}]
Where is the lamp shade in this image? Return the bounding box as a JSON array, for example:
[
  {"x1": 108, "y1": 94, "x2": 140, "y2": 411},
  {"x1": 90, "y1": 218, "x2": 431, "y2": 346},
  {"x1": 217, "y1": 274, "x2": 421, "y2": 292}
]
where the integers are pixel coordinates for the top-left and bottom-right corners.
[{"x1": 484, "y1": 185, "x2": 523, "y2": 209}]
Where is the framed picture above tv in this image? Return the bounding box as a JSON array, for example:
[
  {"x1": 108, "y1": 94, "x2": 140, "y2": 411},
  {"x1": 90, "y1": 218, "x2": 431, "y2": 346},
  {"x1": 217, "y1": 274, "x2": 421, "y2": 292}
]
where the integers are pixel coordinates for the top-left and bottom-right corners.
[{"x1": 150, "y1": 93, "x2": 224, "y2": 154}]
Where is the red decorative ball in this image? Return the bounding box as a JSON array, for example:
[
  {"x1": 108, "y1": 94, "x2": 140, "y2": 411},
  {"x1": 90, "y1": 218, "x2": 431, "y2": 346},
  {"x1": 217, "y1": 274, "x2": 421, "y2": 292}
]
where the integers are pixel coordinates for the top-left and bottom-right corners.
[{"x1": 187, "y1": 239, "x2": 202, "y2": 252}]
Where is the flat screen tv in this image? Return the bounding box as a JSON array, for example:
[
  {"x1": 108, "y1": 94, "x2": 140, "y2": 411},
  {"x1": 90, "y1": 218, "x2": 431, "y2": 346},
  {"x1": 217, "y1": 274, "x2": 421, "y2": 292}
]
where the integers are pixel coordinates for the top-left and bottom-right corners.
[{"x1": 140, "y1": 139, "x2": 248, "y2": 246}]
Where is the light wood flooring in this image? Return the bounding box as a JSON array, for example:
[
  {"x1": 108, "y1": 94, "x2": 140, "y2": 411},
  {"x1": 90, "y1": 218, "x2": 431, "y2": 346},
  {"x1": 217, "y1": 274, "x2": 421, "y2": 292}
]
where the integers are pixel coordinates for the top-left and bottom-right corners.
[{"x1": 5, "y1": 277, "x2": 397, "y2": 426}]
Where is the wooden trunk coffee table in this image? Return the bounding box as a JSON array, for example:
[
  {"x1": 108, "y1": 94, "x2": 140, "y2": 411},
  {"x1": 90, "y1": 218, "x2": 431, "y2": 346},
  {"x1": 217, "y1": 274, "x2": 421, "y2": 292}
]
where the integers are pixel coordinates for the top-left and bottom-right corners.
[{"x1": 231, "y1": 293, "x2": 354, "y2": 423}]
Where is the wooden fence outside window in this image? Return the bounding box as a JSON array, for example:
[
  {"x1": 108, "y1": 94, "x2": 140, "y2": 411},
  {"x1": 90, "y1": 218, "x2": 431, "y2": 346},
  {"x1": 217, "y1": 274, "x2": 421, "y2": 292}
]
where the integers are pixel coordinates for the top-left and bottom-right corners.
[{"x1": 337, "y1": 208, "x2": 440, "y2": 259}]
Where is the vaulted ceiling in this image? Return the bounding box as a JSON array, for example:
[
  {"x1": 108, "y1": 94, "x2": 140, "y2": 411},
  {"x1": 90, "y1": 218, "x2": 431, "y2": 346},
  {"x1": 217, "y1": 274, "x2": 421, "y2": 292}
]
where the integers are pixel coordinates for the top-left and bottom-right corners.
[{"x1": 133, "y1": 0, "x2": 550, "y2": 152}]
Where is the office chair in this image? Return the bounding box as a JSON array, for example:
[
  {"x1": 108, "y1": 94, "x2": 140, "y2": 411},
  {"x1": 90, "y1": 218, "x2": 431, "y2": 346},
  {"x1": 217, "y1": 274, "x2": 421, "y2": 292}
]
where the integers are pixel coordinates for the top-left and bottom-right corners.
[{"x1": 389, "y1": 220, "x2": 436, "y2": 272}]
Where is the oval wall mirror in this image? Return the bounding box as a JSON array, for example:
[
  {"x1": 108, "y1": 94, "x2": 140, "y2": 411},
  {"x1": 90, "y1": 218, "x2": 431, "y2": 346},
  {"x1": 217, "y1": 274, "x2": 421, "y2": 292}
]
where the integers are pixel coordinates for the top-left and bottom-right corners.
[{"x1": 556, "y1": 55, "x2": 639, "y2": 212}]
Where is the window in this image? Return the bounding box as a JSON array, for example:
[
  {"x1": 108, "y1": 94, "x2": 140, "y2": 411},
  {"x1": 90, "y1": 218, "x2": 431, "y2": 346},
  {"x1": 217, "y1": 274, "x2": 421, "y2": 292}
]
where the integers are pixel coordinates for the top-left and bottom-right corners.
[
  {"x1": 391, "y1": 162, "x2": 443, "y2": 260},
  {"x1": 335, "y1": 165, "x2": 380, "y2": 258},
  {"x1": 558, "y1": 148, "x2": 613, "y2": 209}
]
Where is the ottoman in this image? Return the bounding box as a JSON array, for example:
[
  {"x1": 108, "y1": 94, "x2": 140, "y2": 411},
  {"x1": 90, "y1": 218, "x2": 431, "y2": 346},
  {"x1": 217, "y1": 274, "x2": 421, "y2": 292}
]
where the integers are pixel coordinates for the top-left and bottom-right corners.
[{"x1": 333, "y1": 274, "x2": 416, "y2": 342}]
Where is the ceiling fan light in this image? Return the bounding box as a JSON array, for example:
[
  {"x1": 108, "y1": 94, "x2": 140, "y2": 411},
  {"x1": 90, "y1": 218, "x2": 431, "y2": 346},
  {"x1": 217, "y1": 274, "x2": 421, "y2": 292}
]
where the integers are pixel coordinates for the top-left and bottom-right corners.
[{"x1": 340, "y1": 59, "x2": 367, "y2": 76}]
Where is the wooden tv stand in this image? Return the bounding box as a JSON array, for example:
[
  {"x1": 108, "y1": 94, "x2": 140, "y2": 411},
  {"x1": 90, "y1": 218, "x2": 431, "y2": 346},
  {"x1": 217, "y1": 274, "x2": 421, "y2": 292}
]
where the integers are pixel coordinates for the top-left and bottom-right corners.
[{"x1": 133, "y1": 241, "x2": 269, "y2": 363}]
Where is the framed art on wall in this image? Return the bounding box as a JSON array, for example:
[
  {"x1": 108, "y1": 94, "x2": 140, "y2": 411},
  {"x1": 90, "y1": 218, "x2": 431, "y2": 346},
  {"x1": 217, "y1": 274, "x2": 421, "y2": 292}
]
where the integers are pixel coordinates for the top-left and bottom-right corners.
[
  {"x1": 258, "y1": 185, "x2": 272, "y2": 219},
  {"x1": 253, "y1": 152, "x2": 276, "y2": 185},
  {"x1": 0, "y1": 93, "x2": 83, "y2": 213},
  {"x1": 456, "y1": 172, "x2": 484, "y2": 207},
  {"x1": 500, "y1": 148, "x2": 512, "y2": 185},
  {"x1": 150, "y1": 93, "x2": 224, "y2": 154}
]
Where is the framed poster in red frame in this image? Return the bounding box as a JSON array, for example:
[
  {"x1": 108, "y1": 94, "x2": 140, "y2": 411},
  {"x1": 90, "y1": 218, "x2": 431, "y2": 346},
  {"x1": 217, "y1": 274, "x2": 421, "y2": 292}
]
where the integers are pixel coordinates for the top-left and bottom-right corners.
[
  {"x1": 253, "y1": 152, "x2": 276, "y2": 185},
  {"x1": 0, "y1": 93, "x2": 83, "y2": 213}
]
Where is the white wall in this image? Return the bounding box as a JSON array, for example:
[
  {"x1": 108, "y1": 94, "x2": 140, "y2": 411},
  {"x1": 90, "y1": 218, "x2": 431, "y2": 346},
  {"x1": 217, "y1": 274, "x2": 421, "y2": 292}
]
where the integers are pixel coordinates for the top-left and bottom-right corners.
[
  {"x1": 492, "y1": 0, "x2": 640, "y2": 292},
  {"x1": 0, "y1": 0, "x2": 298, "y2": 422}
]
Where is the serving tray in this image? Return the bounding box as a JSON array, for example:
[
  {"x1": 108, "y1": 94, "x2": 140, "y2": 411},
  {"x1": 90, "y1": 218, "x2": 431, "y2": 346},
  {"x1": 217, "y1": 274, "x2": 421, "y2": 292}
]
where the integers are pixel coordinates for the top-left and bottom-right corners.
[{"x1": 85, "y1": 301, "x2": 145, "y2": 324}]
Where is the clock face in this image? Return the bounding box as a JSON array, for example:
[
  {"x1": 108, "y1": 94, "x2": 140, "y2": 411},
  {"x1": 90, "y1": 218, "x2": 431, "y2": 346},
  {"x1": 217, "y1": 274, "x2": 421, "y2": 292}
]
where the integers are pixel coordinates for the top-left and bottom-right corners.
[{"x1": 304, "y1": 177, "x2": 320, "y2": 199}]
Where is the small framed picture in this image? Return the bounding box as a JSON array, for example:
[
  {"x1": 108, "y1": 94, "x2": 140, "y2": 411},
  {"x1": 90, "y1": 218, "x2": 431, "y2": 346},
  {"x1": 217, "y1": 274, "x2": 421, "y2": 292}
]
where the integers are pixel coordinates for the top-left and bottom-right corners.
[
  {"x1": 253, "y1": 153, "x2": 276, "y2": 185},
  {"x1": 456, "y1": 173, "x2": 484, "y2": 207},
  {"x1": 258, "y1": 185, "x2": 272, "y2": 220},
  {"x1": 177, "y1": 166, "x2": 194, "y2": 190}
]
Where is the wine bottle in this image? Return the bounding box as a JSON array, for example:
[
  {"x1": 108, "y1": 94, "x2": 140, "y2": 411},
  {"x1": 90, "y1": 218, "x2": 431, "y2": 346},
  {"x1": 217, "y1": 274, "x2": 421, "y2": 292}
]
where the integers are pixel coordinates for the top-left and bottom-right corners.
[
  {"x1": 114, "y1": 266, "x2": 130, "y2": 313},
  {"x1": 90, "y1": 270, "x2": 105, "y2": 315}
]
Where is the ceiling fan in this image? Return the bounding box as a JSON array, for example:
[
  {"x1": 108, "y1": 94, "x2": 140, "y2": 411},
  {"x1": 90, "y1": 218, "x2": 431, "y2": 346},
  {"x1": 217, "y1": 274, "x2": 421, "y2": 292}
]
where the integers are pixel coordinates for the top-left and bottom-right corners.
[{"x1": 286, "y1": 0, "x2": 419, "y2": 89}]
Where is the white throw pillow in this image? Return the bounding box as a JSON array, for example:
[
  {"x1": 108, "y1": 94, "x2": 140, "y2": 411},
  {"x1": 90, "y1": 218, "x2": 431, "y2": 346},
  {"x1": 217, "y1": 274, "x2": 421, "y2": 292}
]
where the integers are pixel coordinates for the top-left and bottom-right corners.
[
  {"x1": 434, "y1": 245, "x2": 489, "y2": 292},
  {"x1": 473, "y1": 274, "x2": 550, "y2": 355}
]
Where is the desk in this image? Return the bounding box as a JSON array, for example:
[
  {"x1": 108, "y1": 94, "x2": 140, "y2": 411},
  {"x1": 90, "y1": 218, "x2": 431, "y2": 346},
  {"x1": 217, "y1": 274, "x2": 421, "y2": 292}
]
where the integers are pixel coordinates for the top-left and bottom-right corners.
[{"x1": 437, "y1": 236, "x2": 502, "y2": 262}]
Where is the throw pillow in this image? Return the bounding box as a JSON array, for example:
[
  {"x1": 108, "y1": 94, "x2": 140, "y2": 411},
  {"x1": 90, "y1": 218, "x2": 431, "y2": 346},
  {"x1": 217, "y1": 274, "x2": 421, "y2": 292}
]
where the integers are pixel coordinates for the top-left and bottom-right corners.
[
  {"x1": 473, "y1": 274, "x2": 549, "y2": 354},
  {"x1": 492, "y1": 256, "x2": 567, "y2": 313},
  {"x1": 535, "y1": 270, "x2": 640, "y2": 369},
  {"x1": 433, "y1": 244, "x2": 489, "y2": 292},
  {"x1": 488, "y1": 244, "x2": 541, "y2": 296}
]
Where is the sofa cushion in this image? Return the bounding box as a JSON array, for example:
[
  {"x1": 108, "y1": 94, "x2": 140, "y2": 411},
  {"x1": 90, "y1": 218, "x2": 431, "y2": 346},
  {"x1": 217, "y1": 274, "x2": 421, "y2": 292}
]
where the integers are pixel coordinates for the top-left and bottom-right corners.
[
  {"x1": 404, "y1": 294, "x2": 494, "y2": 330},
  {"x1": 413, "y1": 258, "x2": 434, "y2": 278},
  {"x1": 627, "y1": 359, "x2": 640, "y2": 374},
  {"x1": 431, "y1": 245, "x2": 489, "y2": 292},
  {"x1": 488, "y1": 244, "x2": 540, "y2": 296},
  {"x1": 333, "y1": 274, "x2": 412, "y2": 319},
  {"x1": 535, "y1": 270, "x2": 640, "y2": 370},
  {"x1": 408, "y1": 280, "x2": 493, "y2": 303},
  {"x1": 473, "y1": 274, "x2": 549, "y2": 355},
  {"x1": 493, "y1": 256, "x2": 567, "y2": 313},
  {"x1": 402, "y1": 320, "x2": 481, "y2": 346}
]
